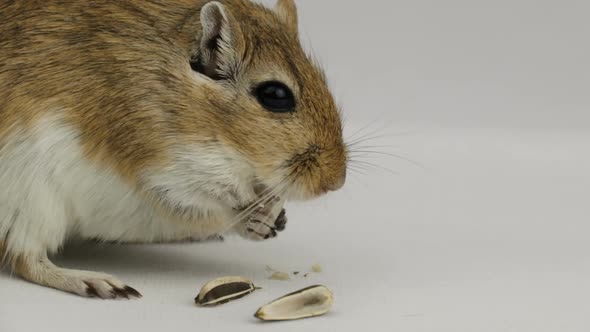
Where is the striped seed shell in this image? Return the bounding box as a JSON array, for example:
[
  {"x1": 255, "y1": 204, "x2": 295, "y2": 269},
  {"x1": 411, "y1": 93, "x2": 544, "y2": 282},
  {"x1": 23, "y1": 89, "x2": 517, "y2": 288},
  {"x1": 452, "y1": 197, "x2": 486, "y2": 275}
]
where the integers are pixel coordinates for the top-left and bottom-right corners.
[
  {"x1": 254, "y1": 285, "x2": 334, "y2": 321},
  {"x1": 195, "y1": 276, "x2": 258, "y2": 306}
]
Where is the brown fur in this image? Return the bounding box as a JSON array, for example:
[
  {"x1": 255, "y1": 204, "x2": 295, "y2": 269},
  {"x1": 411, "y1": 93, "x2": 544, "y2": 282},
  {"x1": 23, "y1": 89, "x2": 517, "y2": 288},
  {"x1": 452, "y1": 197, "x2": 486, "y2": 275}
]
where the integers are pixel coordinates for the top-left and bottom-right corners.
[
  {"x1": 0, "y1": 0, "x2": 346, "y2": 298},
  {"x1": 1, "y1": 0, "x2": 345, "y2": 224}
]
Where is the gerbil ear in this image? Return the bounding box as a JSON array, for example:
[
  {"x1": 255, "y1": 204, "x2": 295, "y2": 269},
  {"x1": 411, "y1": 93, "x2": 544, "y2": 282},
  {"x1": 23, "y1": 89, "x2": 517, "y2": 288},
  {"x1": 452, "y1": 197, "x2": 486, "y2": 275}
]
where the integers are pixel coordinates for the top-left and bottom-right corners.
[
  {"x1": 197, "y1": 2, "x2": 245, "y2": 80},
  {"x1": 275, "y1": 0, "x2": 298, "y2": 35}
]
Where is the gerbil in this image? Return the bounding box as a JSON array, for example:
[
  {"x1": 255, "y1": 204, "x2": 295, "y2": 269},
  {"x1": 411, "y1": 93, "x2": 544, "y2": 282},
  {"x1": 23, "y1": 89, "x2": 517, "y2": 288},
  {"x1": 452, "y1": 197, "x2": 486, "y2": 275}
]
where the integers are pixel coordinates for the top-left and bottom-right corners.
[{"x1": 0, "y1": 0, "x2": 346, "y2": 299}]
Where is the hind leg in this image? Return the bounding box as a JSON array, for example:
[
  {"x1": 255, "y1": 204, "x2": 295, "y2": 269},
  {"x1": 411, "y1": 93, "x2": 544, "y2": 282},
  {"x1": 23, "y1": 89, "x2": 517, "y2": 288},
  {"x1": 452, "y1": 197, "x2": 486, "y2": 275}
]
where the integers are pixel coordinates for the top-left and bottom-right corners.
[
  {"x1": 0, "y1": 177, "x2": 139, "y2": 299},
  {"x1": 10, "y1": 253, "x2": 141, "y2": 299},
  {"x1": 2, "y1": 218, "x2": 141, "y2": 299}
]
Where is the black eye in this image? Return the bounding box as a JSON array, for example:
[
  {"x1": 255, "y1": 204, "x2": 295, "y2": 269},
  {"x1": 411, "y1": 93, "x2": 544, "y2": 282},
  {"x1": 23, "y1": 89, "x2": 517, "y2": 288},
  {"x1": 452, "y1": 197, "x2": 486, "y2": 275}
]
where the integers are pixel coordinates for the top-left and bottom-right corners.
[{"x1": 254, "y1": 81, "x2": 296, "y2": 113}]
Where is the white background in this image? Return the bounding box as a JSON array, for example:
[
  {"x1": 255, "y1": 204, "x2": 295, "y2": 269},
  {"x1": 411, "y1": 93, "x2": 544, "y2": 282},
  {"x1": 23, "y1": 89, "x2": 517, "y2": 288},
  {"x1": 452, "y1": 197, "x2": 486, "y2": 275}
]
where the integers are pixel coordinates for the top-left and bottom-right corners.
[{"x1": 1, "y1": 0, "x2": 589, "y2": 331}]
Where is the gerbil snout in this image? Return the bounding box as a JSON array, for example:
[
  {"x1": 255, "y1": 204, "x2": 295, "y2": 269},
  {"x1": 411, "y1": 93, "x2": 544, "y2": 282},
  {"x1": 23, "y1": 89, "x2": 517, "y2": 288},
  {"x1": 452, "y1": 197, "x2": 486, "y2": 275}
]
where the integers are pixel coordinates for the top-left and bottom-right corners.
[
  {"x1": 320, "y1": 163, "x2": 347, "y2": 194},
  {"x1": 321, "y1": 143, "x2": 348, "y2": 194},
  {"x1": 325, "y1": 170, "x2": 346, "y2": 192},
  {"x1": 284, "y1": 143, "x2": 347, "y2": 199}
]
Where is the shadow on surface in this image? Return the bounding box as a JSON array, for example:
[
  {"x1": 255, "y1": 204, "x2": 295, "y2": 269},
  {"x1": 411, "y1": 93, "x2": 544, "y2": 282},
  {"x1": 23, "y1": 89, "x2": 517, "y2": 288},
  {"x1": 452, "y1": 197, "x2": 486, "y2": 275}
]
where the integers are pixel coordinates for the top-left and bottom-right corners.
[
  {"x1": 56, "y1": 241, "x2": 257, "y2": 276},
  {"x1": 1, "y1": 240, "x2": 261, "y2": 281}
]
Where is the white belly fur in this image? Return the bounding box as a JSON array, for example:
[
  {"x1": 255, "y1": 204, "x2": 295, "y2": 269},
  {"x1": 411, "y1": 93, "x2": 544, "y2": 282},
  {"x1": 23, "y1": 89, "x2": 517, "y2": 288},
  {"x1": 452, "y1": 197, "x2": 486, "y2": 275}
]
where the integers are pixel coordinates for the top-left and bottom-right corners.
[{"x1": 0, "y1": 115, "x2": 208, "y2": 258}]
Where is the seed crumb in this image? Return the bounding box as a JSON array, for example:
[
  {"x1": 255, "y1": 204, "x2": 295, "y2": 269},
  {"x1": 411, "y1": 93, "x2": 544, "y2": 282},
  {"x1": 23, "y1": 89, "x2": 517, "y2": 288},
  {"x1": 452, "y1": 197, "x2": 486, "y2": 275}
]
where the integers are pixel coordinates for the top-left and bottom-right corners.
[
  {"x1": 312, "y1": 264, "x2": 323, "y2": 273},
  {"x1": 269, "y1": 272, "x2": 290, "y2": 281}
]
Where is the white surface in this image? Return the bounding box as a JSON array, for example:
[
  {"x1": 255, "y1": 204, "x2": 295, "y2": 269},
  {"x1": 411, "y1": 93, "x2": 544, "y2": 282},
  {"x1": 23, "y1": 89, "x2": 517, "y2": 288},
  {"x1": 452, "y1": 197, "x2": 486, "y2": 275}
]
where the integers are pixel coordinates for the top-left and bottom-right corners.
[
  {"x1": 2, "y1": 0, "x2": 590, "y2": 331},
  {"x1": 2, "y1": 128, "x2": 589, "y2": 331}
]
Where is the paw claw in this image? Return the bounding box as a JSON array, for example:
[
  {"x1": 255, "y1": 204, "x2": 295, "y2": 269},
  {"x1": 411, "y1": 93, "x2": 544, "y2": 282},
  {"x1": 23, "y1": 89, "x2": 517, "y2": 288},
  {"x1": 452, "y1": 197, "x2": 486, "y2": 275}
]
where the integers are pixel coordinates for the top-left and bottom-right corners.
[
  {"x1": 274, "y1": 209, "x2": 288, "y2": 231},
  {"x1": 84, "y1": 282, "x2": 99, "y2": 298},
  {"x1": 124, "y1": 286, "x2": 142, "y2": 298},
  {"x1": 112, "y1": 288, "x2": 130, "y2": 299}
]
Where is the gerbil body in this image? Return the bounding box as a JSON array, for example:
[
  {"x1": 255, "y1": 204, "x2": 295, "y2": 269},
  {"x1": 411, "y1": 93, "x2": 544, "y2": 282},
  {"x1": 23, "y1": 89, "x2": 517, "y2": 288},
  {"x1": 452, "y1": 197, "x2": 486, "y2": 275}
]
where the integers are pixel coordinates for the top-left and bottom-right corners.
[{"x1": 0, "y1": 0, "x2": 346, "y2": 298}]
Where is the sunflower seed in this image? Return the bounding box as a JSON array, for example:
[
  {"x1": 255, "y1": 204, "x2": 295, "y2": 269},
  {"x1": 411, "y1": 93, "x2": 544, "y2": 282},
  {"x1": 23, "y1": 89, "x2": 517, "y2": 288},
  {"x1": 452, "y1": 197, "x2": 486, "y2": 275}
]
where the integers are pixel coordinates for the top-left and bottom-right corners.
[
  {"x1": 254, "y1": 285, "x2": 334, "y2": 321},
  {"x1": 195, "y1": 276, "x2": 258, "y2": 306}
]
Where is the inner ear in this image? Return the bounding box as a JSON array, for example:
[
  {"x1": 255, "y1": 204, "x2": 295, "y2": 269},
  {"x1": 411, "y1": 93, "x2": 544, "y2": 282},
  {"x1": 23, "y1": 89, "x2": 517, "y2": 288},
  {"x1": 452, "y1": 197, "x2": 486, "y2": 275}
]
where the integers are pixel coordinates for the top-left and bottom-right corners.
[{"x1": 194, "y1": 1, "x2": 245, "y2": 80}]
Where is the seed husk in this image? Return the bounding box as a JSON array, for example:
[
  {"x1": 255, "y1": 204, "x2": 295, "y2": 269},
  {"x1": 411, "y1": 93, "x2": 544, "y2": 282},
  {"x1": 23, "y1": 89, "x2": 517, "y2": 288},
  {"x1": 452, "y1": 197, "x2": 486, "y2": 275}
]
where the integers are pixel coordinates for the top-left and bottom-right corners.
[
  {"x1": 195, "y1": 276, "x2": 258, "y2": 307},
  {"x1": 254, "y1": 285, "x2": 334, "y2": 321}
]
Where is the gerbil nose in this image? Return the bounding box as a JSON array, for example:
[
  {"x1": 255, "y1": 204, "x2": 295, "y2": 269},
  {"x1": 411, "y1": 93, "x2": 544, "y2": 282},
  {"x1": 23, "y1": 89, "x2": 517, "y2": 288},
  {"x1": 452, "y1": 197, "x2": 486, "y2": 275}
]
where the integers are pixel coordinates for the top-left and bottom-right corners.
[{"x1": 326, "y1": 170, "x2": 346, "y2": 192}]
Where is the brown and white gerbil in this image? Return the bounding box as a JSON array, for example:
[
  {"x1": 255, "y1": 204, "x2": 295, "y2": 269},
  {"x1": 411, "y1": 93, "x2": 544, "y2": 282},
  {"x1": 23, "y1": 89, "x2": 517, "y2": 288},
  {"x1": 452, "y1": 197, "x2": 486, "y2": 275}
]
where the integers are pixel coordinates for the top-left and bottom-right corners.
[{"x1": 0, "y1": 0, "x2": 346, "y2": 299}]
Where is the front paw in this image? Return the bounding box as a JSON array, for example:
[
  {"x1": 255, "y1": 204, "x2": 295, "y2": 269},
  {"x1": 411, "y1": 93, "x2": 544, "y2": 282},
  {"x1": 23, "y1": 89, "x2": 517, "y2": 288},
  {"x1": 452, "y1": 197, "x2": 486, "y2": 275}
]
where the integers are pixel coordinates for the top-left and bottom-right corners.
[
  {"x1": 239, "y1": 206, "x2": 288, "y2": 242},
  {"x1": 243, "y1": 208, "x2": 288, "y2": 241}
]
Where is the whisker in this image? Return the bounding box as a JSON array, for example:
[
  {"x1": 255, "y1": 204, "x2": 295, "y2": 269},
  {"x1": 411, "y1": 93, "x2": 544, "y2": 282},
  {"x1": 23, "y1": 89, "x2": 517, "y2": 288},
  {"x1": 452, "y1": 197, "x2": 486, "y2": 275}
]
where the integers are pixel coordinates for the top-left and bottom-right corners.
[
  {"x1": 349, "y1": 150, "x2": 405, "y2": 157},
  {"x1": 348, "y1": 166, "x2": 375, "y2": 175},
  {"x1": 347, "y1": 126, "x2": 415, "y2": 144},
  {"x1": 220, "y1": 166, "x2": 301, "y2": 234},
  {"x1": 346, "y1": 130, "x2": 387, "y2": 147},
  {"x1": 345, "y1": 118, "x2": 386, "y2": 141},
  {"x1": 347, "y1": 143, "x2": 406, "y2": 152},
  {"x1": 344, "y1": 111, "x2": 405, "y2": 141},
  {"x1": 346, "y1": 133, "x2": 411, "y2": 148},
  {"x1": 348, "y1": 150, "x2": 425, "y2": 169},
  {"x1": 347, "y1": 167, "x2": 370, "y2": 176},
  {"x1": 347, "y1": 163, "x2": 377, "y2": 173},
  {"x1": 221, "y1": 187, "x2": 284, "y2": 234},
  {"x1": 224, "y1": 182, "x2": 283, "y2": 225},
  {"x1": 348, "y1": 160, "x2": 399, "y2": 175},
  {"x1": 236, "y1": 184, "x2": 283, "y2": 220}
]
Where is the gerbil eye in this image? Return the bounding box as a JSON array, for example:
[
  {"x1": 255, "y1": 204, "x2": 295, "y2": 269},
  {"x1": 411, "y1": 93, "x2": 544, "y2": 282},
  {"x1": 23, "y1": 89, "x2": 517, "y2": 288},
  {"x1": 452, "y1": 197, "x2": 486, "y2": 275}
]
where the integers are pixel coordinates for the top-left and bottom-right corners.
[{"x1": 254, "y1": 81, "x2": 296, "y2": 113}]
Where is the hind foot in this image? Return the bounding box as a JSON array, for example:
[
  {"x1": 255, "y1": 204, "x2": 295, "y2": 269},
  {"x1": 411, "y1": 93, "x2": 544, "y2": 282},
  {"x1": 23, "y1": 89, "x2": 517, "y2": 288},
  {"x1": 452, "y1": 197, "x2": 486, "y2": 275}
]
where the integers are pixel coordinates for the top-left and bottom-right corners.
[{"x1": 11, "y1": 253, "x2": 141, "y2": 299}]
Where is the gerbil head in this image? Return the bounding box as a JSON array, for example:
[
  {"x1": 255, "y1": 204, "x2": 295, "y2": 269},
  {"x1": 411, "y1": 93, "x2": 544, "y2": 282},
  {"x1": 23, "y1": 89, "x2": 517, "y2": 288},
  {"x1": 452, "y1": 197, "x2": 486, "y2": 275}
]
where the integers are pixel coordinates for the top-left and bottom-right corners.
[{"x1": 189, "y1": 0, "x2": 347, "y2": 201}]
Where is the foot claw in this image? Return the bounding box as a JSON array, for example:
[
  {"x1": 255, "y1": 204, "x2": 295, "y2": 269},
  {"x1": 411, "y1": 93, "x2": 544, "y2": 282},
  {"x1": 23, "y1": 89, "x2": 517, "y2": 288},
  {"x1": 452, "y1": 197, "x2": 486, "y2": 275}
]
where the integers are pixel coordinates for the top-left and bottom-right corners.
[
  {"x1": 83, "y1": 280, "x2": 141, "y2": 299},
  {"x1": 112, "y1": 288, "x2": 130, "y2": 299},
  {"x1": 84, "y1": 282, "x2": 99, "y2": 298},
  {"x1": 124, "y1": 286, "x2": 142, "y2": 298}
]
